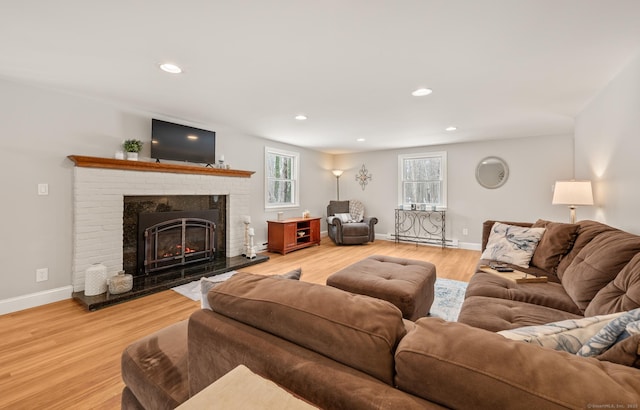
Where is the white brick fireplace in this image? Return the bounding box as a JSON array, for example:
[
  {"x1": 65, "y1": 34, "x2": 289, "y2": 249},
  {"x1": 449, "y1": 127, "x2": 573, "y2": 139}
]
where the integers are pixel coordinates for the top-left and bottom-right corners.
[{"x1": 70, "y1": 160, "x2": 251, "y2": 292}]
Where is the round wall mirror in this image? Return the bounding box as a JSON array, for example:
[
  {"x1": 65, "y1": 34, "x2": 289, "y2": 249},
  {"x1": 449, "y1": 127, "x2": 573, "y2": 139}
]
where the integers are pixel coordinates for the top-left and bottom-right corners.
[{"x1": 476, "y1": 156, "x2": 509, "y2": 189}]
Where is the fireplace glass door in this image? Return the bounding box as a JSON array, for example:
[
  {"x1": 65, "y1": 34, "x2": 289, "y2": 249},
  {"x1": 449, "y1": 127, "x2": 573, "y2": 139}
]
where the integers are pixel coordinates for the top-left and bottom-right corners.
[{"x1": 144, "y1": 217, "x2": 215, "y2": 273}]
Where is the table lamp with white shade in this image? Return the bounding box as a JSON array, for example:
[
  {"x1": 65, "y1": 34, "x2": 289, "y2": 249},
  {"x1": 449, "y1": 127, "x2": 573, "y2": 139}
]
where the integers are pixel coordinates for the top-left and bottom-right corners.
[{"x1": 552, "y1": 180, "x2": 594, "y2": 224}]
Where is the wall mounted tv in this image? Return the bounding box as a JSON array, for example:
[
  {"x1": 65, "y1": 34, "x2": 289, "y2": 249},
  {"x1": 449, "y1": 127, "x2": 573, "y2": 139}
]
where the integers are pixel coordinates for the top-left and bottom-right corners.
[{"x1": 151, "y1": 119, "x2": 216, "y2": 165}]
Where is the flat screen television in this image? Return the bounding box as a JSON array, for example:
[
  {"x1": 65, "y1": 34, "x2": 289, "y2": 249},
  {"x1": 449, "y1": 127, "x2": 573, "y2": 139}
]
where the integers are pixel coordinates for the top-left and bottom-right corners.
[{"x1": 151, "y1": 119, "x2": 216, "y2": 165}]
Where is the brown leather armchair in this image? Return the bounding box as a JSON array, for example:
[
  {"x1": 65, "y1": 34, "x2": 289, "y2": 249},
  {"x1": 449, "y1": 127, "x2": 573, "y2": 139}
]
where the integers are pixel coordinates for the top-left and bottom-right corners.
[{"x1": 326, "y1": 200, "x2": 378, "y2": 245}]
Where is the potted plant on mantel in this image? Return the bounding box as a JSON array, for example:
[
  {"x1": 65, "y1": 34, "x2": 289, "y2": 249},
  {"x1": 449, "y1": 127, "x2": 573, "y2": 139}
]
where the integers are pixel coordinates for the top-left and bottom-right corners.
[{"x1": 123, "y1": 139, "x2": 143, "y2": 161}]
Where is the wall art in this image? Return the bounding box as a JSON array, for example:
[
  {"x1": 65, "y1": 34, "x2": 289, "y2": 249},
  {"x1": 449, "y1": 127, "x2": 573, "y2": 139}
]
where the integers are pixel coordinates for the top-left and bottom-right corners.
[{"x1": 355, "y1": 164, "x2": 372, "y2": 191}]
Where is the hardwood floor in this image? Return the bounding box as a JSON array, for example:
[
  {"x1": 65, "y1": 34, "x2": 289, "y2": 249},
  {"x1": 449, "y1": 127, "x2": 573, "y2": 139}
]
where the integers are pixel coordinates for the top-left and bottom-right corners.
[{"x1": 0, "y1": 238, "x2": 479, "y2": 409}]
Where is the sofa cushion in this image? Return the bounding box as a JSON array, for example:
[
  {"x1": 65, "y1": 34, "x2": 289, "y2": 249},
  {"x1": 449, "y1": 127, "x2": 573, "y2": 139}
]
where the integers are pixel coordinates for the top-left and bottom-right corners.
[
  {"x1": 595, "y1": 334, "x2": 640, "y2": 368},
  {"x1": 394, "y1": 318, "x2": 640, "y2": 409},
  {"x1": 556, "y1": 220, "x2": 619, "y2": 280},
  {"x1": 200, "y1": 272, "x2": 237, "y2": 310},
  {"x1": 208, "y1": 272, "x2": 406, "y2": 385},
  {"x1": 457, "y1": 295, "x2": 581, "y2": 332},
  {"x1": 530, "y1": 219, "x2": 579, "y2": 273},
  {"x1": 276, "y1": 267, "x2": 303, "y2": 280},
  {"x1": 328, "y1": 200, "x2": 349, "y2": 215},
  {"x1": 480, "y1": 222, "x2": 545, "y2": 268},
  {"x1": 561, "y1": 230, "x2": 640, "y2": 312},
  {"x1": 200, "y1": 269, "x2": 302, "y2": 310},
  {"x1": 465, "y1": 270, "x2": 581, "y2": 314},
  {"x1": 586, "y1": 252, "x2": 640, "y2": 316},
  {"x1": 342, "y1": 222, "x2": 370, "y2": 236}
]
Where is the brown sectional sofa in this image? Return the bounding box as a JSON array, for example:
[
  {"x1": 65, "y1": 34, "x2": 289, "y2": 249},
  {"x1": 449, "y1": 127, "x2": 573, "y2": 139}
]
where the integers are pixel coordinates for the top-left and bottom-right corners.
[
  {"x1": 122, "y1": 220, "x2": 640, "y2": 409},
  {"x1": 459, "y1": 219, "x2": 640, "y2": 331}
]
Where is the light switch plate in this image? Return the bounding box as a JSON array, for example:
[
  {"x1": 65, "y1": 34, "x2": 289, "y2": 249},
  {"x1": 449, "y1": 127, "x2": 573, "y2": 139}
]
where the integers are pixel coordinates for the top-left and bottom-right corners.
[
  {"x1": 38, "y1": 183, "x2": 49, "y2": 196},
  {"x1": 36, "y1": 268, "x2": 49, "y2": 282}
]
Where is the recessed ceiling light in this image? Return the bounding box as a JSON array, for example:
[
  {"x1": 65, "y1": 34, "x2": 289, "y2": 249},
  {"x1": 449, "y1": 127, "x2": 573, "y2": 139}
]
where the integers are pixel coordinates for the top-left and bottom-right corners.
[
  {"x1": 356, "y1": 138, "x2": 366, "y2": 142},
  {"x1": 159, "y1": 63, "x2": 182, "y2": 74},
  {"x1": 411, "y1": 88, "x2": 433, "y2": 97},
  {"x1": 295, "y1": 114, "x2": 308, "y2": 121},
  {"x1": 445, "y1": 126, "x2": 457, "y2": 131}
]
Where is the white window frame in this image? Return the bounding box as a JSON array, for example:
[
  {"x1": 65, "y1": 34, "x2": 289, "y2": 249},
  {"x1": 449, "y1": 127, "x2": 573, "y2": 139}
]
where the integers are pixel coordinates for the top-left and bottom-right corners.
[
  {"x1": 264, "y1": 146, "x2": 300, "y2": 209},
  {"x1": 398, "y1": 151, "x2": 448, "y2": 208}
]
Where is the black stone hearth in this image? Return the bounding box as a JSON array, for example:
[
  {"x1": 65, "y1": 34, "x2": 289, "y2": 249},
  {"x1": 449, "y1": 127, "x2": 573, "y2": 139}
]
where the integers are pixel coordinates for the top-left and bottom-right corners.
[{"x1": 73, "y1": 254, "x2": 268, "y2": 311}]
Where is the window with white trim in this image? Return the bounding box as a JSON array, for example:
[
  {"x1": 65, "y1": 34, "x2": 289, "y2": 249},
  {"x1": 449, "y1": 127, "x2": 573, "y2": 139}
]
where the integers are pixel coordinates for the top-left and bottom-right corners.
[
  {"x1": 398, "y1": 152, "x2": 447, "y2": 207},
  {"x1": 265, "y1": 147, "x2": 299, "y2": 209}
]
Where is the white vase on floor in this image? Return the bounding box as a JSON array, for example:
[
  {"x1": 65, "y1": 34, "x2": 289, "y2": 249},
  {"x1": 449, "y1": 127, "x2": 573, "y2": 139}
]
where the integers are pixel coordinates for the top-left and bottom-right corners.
[{"x1": 85, "y1": 263, "x2": 108, "y2": 296}]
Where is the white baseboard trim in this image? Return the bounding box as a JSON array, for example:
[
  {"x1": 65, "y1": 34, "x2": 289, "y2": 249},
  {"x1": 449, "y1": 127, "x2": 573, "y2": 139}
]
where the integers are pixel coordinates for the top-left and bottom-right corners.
[
  {"x1": 458, "y1": 241, "x2": 482, "y2": 251},
  {"x1": 378, "y1": 235, "x2": 481, "y2": 251},
  {"x1": 0, "y1": 286, "x2": 73, "y2": 316}
]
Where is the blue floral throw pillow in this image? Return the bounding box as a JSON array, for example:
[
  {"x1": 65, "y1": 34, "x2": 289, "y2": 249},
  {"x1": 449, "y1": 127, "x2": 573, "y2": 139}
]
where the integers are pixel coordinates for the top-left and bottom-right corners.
[
  {"x1": 498, "y1": 313, "x2": 623, "y2": 353},
  {"x1": 480, "y1": 222, "x2": 545, "y2": 268}
]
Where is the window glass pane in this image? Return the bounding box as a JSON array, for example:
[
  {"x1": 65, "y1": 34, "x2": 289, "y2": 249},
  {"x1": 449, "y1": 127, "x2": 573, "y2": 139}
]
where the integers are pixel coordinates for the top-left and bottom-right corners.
[
  {"x1": 403, "y1": 157, "x2": 441, "y2": 181},
  {"x1": 266, "y1": 153, "x2": 276, "y2": 178},
  {"x1": 267, "y1": 180, "x2": 293, "y2": 205},
  {"x1": 267, "y1": 154, "x2": 293, "y2": 179},
  {"x1": 403, "y1": 182, "x2": 441, "y2": 204}
]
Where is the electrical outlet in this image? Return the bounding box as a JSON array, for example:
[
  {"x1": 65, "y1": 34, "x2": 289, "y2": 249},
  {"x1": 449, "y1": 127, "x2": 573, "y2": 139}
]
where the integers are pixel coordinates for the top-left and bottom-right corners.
[
  {"x1": 462, "y1": 228, "x2": 469, "y2": 236},
  {"x1": 36, "y1": 268, "x2": 49, "y2": 282},
  {"x1": 38, "y1": 183, "x2": 49, "y2": 196}
]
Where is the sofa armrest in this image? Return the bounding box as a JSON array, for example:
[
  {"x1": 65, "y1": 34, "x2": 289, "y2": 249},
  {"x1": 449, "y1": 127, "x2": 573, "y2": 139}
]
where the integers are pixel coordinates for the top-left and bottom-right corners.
[
  {"x1": 328, "y1": 216, "x2": 344, "y2": 243},
  {"x1": 395, "y1": 318, "x2": 640, "y2": 409},
  {"x1": 364, "y1": 216, "x2": 378, "y2": 242},
  {"x1": 327, "y1": 215, "x2": 341, "y2": 226},
  {"x1": 481, "y1": 220, "x2": 533, "y2": 252}
]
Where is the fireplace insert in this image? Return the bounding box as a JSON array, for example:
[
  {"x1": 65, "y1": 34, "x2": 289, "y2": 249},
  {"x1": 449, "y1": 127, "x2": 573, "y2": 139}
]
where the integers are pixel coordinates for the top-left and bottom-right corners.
[{"x1": 137, "y1": 210, "x2": 218, "y2": 274}]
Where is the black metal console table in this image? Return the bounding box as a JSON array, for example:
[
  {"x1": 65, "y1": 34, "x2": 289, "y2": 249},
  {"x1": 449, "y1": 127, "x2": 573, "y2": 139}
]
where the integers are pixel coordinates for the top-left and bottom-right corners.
[{"x1": 394, "y1": 209, "x2": 446, "y2": 248}]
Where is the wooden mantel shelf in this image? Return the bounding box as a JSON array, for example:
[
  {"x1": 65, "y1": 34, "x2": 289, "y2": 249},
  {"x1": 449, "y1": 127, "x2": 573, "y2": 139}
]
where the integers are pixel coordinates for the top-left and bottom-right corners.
[{"x1": 67, "y1": 155, "x2": 255, "y2": 178}]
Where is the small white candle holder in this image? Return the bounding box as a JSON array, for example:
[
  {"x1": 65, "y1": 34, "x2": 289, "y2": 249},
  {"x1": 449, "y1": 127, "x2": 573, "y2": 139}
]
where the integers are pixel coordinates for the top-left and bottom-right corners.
[
  {"x1": 243, "y1": 218, "x2": 257, "y2": 259},
  {"x1": 247, "y1": 227, "x2": 257, "y2": 259}
]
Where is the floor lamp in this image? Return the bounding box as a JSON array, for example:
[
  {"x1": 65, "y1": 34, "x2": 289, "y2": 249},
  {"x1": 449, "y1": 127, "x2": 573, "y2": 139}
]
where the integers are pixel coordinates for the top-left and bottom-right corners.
[
  {"x1": 552, "y1": 180, "x2": 594, "y2": 223},
  {"x1": 332, "y1": 170, "x2": 344, "y2": 200}
]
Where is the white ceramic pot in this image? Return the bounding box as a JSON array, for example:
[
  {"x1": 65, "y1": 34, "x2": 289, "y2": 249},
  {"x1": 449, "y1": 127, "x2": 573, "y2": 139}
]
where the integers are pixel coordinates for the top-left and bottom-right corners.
[
  {"x1": 108, "y1": 271, "x2": 133, "y2": 294},
  {"x1": 85, "y1": 263, "x2": 108, "y2": 296},
  {"x1": 126, "y1": 152, "x2": 139, "y2": 161}
]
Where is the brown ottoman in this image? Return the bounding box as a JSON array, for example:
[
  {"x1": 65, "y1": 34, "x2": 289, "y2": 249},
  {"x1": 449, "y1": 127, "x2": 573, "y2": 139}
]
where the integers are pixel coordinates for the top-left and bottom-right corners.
[{"x1": 326, "y1": 255, "x2": 436, "y2": 321}]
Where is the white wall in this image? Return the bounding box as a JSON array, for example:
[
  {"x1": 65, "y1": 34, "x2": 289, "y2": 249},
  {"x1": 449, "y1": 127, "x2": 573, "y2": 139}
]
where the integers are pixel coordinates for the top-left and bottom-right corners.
[
  {"x1": 334, "y1": 135, "x2": 574, "y2": 247},
  {"x1": 0, "y1": 77, "x2": 332, "y2": 309},
  {"x1": 575, "y1": 52, "x2": 640, "y2": 234}
]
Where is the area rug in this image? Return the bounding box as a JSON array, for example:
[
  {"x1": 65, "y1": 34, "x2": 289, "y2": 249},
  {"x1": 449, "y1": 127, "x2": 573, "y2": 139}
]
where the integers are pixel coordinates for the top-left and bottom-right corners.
[
  {"x1": 171, "y1": 271, "x2": 237, "y2": 301},
  {"x1": 172, "y1": 275, "x2": 468, "y2": 322}
]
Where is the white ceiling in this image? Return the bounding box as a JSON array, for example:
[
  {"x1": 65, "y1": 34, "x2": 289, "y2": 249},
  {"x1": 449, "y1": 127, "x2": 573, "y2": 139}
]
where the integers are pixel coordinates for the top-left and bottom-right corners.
[{"x1": 2, "y1": 1, "x2": 640, "y2": 154}]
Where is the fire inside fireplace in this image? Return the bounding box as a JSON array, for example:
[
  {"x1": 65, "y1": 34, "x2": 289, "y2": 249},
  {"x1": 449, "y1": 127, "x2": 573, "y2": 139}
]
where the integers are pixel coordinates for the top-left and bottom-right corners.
[{"x1": 137, "y1": 210, "x2": 218, "y2": 274}]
